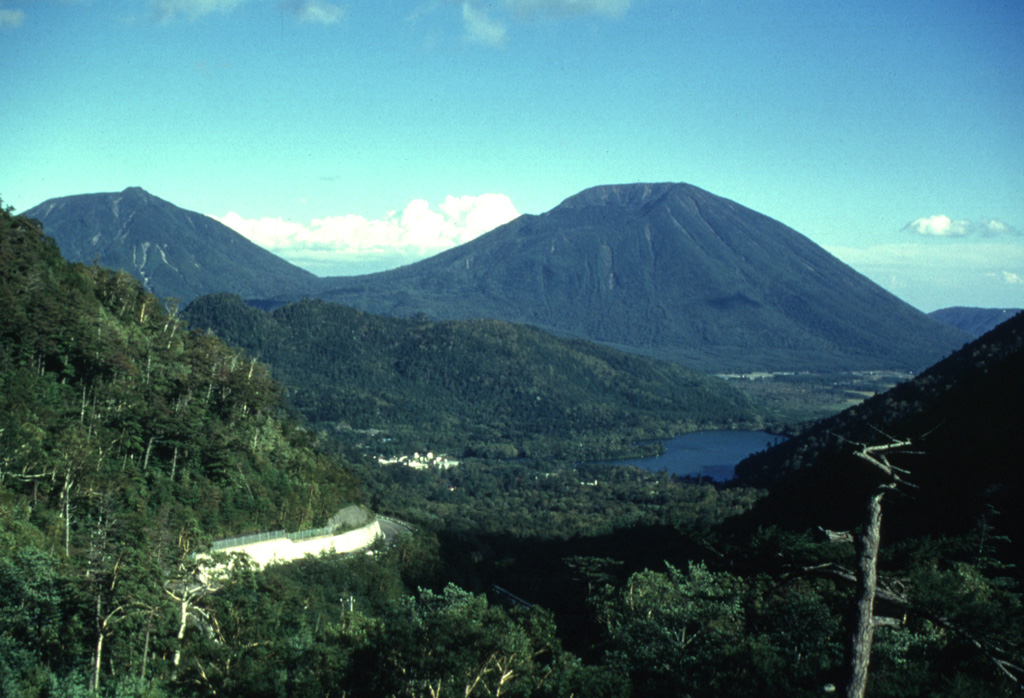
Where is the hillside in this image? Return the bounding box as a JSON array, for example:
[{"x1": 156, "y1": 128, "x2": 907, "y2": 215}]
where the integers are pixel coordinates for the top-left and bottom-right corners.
[
  {"x1": 733, "y1": 309, "x2": 1024, "y2": 555},
  {"x1": 0, "y1": 200, "x2": 362, "y2": 688},
  {"x1": 1, "y1": 204, "x2": 356, "y2": 537},
  {"x1": 304, "y1": 183, "x2": 969, "y2": 372},
  {"x1": 183, "y1": 293, "x2": 763, "y2": 461},
  {"x1": 929, "y1": 306, "x2": 1022, "y2": 336},
  {"x1": 22, "y1": 187, "x2": 317, "y2": 303}
]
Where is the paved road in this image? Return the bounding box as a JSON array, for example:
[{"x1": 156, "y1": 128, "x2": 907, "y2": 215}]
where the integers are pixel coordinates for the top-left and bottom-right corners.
[{"x1": 377, "y1": 517, "x2": 412, "y2": 543}]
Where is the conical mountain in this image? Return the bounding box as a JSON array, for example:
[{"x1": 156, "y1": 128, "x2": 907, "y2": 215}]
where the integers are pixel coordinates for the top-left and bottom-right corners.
[
  {"x1": 313, "y1": 182, "x2": 968, "y2": 372},
  {"x1": 23, "y1": 187, "x2": 316, "y2": 303}
]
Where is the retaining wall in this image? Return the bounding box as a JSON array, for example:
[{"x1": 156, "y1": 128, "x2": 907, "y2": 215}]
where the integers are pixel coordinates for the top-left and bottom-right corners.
[{"x1": 201, "y1": 520, "x2": 383, "y2": 580}]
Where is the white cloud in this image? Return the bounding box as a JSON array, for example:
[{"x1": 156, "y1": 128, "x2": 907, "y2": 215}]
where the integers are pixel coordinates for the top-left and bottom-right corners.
[
  {"x1": 281, "y1": 0, "x2": 344, "y2": 24},
  {"x1": 413, "y1": 0, "x2": 630, "y2": 48},
  {"x1": 0, "y1": 2, "x2": 26, "y2": 27},
  {"x1": 149, "y1": 0, "x2": 345, "y2": 23},
  {"x1": 903, "y1": 214, "x2": 970, "y2": 237},
  {"x1": 981, "y1": 218, "x2": 1022, "y2": 237},
  {"x1": 506, "y1": 0, "x2": 631, "y2": 18},
  {"x1": 151, "y1": 0, "x2": 249, "y2": 21},
  {"x1": 903, "y1": 214, "x2": 1020, "y2": 238},
  {"x1": 214, "y1": 194, "x2": 520, "y2": 274},
  {"x1": 1002, "y1": 271, "x2": 1024, "y2": 285},
  {"x1": 462, "y1": 3, "x2": 506, "y2": 45}
]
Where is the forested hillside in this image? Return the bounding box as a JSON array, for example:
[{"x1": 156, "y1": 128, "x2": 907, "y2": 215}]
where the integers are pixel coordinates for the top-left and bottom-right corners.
[
  {"x1": 0, "y1": 201, "x2": 358, "y2": 693},
  {"x1": 734, "y1": 310, "x2": 1024, "y2": 555},
  {"x1": 183, "y1": 293, "x2": 762, "y2": 460},
  {"x1": 928, "y1": 307, "x2": 1021, "y2": 337}
]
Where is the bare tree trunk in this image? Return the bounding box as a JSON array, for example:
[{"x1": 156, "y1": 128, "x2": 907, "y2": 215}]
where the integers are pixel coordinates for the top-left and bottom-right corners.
[
  {"x1": 846, "y1": 489, "x2": 885, "y2": 698},
  {"x1": 139, "y1": 610, "x2": 154, "y2": 687},
  {"x1": 142, "y1": 436, "x2": 156, "y2": 472},
  {"x1": 93, "y1": 630, "x2": 104, "y2": 694},
  {"x1": 92, "y1": 604, "x2": 122, "y2": 694},
  {"x1": 172, "y1": 595, "x2": 188, "y2": 680},
  {"x1": 841, "y1": 436, "x2": 914, "y2": 698},
  {"x1": 60, "y1": 471, "x2": 74, "y2": 557}
]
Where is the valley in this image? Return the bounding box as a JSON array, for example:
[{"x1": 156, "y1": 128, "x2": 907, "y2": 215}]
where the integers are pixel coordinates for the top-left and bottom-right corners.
[
  {"x1": 722, "y1": 369, "x2": 916, "y2": 426},
  {"x1": 181, "y1": 293, "x2": 764, "y2": 462},
  {"x1": 3, "y1": 193, "x2": 1022, "y2": 697},
  {"x1": 8, "y1": 0, "x2": 1021, "y2": 690}
]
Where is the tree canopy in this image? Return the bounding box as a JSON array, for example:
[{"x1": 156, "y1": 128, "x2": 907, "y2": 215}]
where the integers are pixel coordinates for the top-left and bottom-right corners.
[{"x1": 183, "y1": 293, "x2": 764, "y2": 461}]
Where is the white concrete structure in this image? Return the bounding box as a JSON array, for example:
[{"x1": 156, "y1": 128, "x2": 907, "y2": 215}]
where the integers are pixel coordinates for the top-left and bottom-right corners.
[{"x1": 201, "y1": 520, "x2": 383, "y2": 581}]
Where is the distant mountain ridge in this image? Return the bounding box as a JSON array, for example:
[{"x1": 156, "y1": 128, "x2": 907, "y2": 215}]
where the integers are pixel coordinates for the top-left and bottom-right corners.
[
  {"x1": 24, "y1": 183, "x2": 970, "y2": 372},
  {"x1": 305, "y1": 182, "x2": 968, "y2": 372},
  {"x1": 23, "y1": 187, "x2": 317, "y2": 303},
  {"x1": 928, "y1": 306, "x2": 1021, "y2": 336}
]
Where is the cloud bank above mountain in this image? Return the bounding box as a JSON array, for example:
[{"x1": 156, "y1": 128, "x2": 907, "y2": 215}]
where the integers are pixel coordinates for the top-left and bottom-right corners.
[{"x1": 215, "y1": 193, "x2": 519, "y2": 276}]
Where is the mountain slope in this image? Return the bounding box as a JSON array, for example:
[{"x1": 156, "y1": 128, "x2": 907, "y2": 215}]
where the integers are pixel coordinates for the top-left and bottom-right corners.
[
  {"x1": 733, "y1": 310, "x2": 1024, "y2": 554},
  {"x1": 183, "y1": 293, "x2": 763, "y2": 460},
  {"x1": 23, "y1": 187, "x2": 317, "y2": 303},
  {"x1": 1, "y1": 198, "x2": 367, "y2": 694},
  {"x1": 0, "y1": 202, "x2": 356, "y2": 541},
  {"x1": 929, "y1": 306, "x2": 1022, "y2": 336},
  {"x1": 308, "y1": 183, "x2": 968, "y2": 372}
]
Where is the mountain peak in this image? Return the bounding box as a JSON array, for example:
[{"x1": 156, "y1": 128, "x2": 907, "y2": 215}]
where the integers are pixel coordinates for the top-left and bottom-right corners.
[
  {"x1": 557, "y1": 182, "x2": 682, "y2": 209},
  {"x1": 24, "y1": 189, "x2": 316, "y2": 303},
  {"x1": 312, "y1": 182, "x2": 969, "y2": 372}
]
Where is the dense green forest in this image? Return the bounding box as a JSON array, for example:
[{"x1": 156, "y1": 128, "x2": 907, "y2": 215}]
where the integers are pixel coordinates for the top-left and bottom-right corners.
[
  {"x1": 0, "y1": 201, "x2": 361, "y2": 694},
  {"x1": 183, "y1": 293, "x2": 763, "y2": 461},
  {"x1": 3, "y1": 201, "x2": 1022, "y2": 697}
]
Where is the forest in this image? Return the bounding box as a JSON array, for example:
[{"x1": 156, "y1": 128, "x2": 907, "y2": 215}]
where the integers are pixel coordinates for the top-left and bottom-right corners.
[
  {"x1": 182, "y1": 293, "x2": 764, "y2": 461},
  {"x1": 2, "y1": 200, "x2": 1022, "y2": 697}
]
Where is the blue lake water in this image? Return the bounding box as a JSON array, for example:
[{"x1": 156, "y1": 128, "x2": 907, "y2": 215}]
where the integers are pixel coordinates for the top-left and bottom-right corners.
[{"x1": 598, "y1": 431, "x2": 785, "y2": 482}]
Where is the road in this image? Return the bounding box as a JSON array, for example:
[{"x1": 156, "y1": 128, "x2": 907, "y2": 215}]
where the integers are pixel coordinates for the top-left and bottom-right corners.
[{"x1": 377, "y1": 517, "x2": 413, "y2": 544}]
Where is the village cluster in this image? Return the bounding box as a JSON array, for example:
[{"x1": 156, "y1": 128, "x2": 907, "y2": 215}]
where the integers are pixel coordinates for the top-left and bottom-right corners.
[{"x1": 377, "y1": 451, "x2": 460, "y2": 470}]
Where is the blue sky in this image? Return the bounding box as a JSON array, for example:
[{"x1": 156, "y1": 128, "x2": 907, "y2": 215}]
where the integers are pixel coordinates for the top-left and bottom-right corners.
[{"x1": 2, "y1": 0, "x2": 1022, "y2": 311}]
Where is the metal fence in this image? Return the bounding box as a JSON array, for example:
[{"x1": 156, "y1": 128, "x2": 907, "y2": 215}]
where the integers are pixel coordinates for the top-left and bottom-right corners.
[
  {"x1": 211, "y1": 530, "x2": 287, "y2": 551},
  {"x1": 288, "y1": 524, "x2": 339, "y2": 542},
  {"x1": 211, "y1": 521, "x2": 368, "y2": 551}
]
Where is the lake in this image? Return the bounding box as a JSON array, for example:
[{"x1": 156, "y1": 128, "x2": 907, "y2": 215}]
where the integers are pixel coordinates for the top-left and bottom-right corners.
[{"x1": 598, "y1": 430, "x2": 784, "y2": 482}]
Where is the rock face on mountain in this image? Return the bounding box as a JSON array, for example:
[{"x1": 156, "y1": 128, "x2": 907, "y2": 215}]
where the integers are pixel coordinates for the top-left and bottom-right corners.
[
  {"x1": 23, "y1": 187, "x2": 316, "y2": 303},
  {"x1": 311, "y1": 183, "x2": 968, "y2": 372}
]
